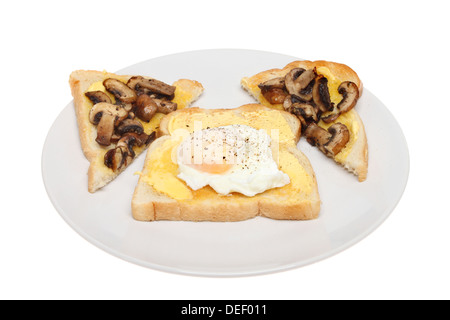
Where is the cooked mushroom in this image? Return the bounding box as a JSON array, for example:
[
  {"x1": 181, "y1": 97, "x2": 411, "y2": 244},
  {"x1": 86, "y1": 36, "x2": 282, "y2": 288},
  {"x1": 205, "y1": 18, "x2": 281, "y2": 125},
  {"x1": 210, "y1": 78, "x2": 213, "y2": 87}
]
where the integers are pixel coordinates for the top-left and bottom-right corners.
[
  {"x1": 290, "y1": 103, "x2": 318, "y2": 122},
  {"x1": 110, "y1": 132, "x2": 122, "y2": 144},
  {"x1": 296, "y1": 114, "x2": 308, "y2": 131},
  {"x1": 126, "y1": 111, "x2": 136, "y2": 120},
  {"x1": 304, "y1": 123, "x2": 332, "y2": 150},
  {"x1": 104, "y1": 134, "x2": 138, "y2": 172},
  {"x1": 283, "y1": 94, "x2": 312, "y2": 108},
  {"x1": 103, "y1": 78, "x2": 137, "y2": 104},
  {"x1": 153, "y1": 98, "x2": 178, "y2": 114},
  {"x1": 116, "y1": 133, "x2": 139, "y2": 161},
  {"x1": 258, "y1": 77, "x2": 288, "y2": 104},
  {"x1": 126, "y1": 76, "x2": 175, "y2": 97},
  {"x1": 321, "y1": 105, "x2": 341, "y2": 123},
  {"x1": 135, "y1": 94, "x2": 158, "y2": 122},
  {"x1": 104, "y1": 146, "x2": 127, "y2": 171},
  {"x1": 284, "y1": 68, "x2": 316, "y2": 101},
  {"x1": 337, "y1": 81, "x2": 359, "y2": 113},
  {"x1": 312, "y1": 75, "x2": 333, "y2": 112},
  {"x1": 258, "y1": 77, "x2": 285, "y2": 90},
  {"x1": 122, "y1": 131, "x2": 156, "y2": 147},
  {"x1": 116, "y1": 119, "x2": 144, "y2": 135},
  {"x1": 323, "y1": 123, "x2": 350, "y2": 157},
  {"x1": 104, "y1": 131, "x2": 156, "y2": 172},
  {"x1": 284, "y1": 95, "x2": 318, "y2": 121},
  {"x1": 304, "y1": 122, "x2": 350, "y2": 158},
  {"x1": 85, "y1": 91, "x2": 112, "y2": 104},
  {"x1": 283, "y1": 95, "x2": 294, "y2": 111},
  {"x1": 260, "y1": 87, "x2": 288, "y2": 104},
  {"x1": 120, "y1": 103, "x2": 134, "y2": 112},
  {"x1": 283, "y1": 95, "x2": 318, "y2": 131},
  {"x1": 144, "y1": 130, "x2": 156, "y2": 145},
  {"x1": 89, "y1": 103, "x2": 128, "y2": 146},
  {"x1": 126, "y1": 76, "x2": 144, "y2": 91}
]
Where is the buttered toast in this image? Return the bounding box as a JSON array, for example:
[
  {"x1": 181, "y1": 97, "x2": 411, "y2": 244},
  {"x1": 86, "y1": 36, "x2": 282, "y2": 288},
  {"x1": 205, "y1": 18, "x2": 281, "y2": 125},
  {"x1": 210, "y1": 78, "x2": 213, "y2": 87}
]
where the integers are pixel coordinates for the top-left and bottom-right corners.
[
  {"x1": 132, "y1": 104, "x2": 321, "y2": 222},
  {"x1": 241, "y1": 60, "x2": 368, "y2": 181},
  {"x1": 69, "y1": 70, "x2": 204, "y2": 193}
]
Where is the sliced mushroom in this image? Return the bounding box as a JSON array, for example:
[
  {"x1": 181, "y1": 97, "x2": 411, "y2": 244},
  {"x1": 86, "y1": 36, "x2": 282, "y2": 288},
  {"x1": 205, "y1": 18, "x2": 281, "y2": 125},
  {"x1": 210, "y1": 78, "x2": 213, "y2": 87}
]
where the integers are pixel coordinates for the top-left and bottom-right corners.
[
  {"x1": 289, "y1": 103, "x2": 319, "y2": 122},
  {"x1": 258, "y1": 77, "x2": 285, "y2": 90},
  {"x1": 126, "y1": 76, "x2": 144, "y2": 91},
  {"x1": 261, "y1": 87, "x2": 288, "y2": 104},
  {"x1": 145, "y1": 130, "x2": 157, "y2": 145},
  {"x1": 283, "y1": 95, "x2": 318, "y2": 131},
  {"x1": 135, "y1": 94, "x2": 158, "y2": 122},
  {"x1": 110, "y1": 132, "x2": 122, "y2": 144},
  {"x1": 103, "y1": 78, "x2": 137, "y2": 104},
  {"x1": 283, "y1": 95, "x2": 294, "y2": 111},
  {"x1": 85, "y1": 91, "x2": 112, "y2": 104},
  {"x1": 312, "y1": 75, "x2": 333, "y2": 112},
  {"x1": 116, "y1": 133, "x2": 138, "y2": 161},
  {"x1": 296, "y1": 114, "x2": 308, "y2": 131},
  {"x1": 89, "y1": 103, "x2": 128, "y2": 146},
  {"x1": 126, "y1": 76, "x2": 175, "y2": 97},
  {"x1": 127, "y1": 76, "x2": 156, "y2": 96},
  {"x1": 126, "y1": 111, "x2": 136, "y2": 120},
  {"x1": 304, "y1": 122, "x2": 350, "y2": 158},
  {"x1": 321, "y1": 105, "x2": 341, "y2": 123},
  {"x1": 123, "y1": 131, "x2": 156, "y2": 147},
  {"x1": 103, "y1": 131, "x2": 156, "y2": 172},
  {"x1": 104, "y1": 146, "x2": 127, "y2": 171},
  {"x1": 304, "y1": 123, "x2": 332, "y2": 150},
  {"x1": 323, "y1": 123, "x2": 350, "y2": 157},
  {"x1": 116, "y1": 119, "x2": 144, "y2": 135},
  {"x1": 153, "y1": 98, "x2": 178, "y2": 114},
  {"x1": 104, "y1": 134, "x2": 137, "y2": 172},
  {"x1": 258, "y1": 77, "x2": 289, "y2": 104},
  {"x1": 284, "y1": 68, "x2": 316, "y2": 101},
  {"x1": 119, "y1": 103, "x2": 134, "y2": 112},
  {"x1": 283, "y1": 95, "x2": 292, "y2": 111},
  {"x1": 283, "y1": 94, "x2": 311, "y2": 109},
  {"x1": 337, "y1": 81, "x2": 359, "y2": 113},
  {"x1": 284, "y1": 68, "x2": 303, "y2": 94},
  {"x1": 260, "y1": 87, "x2": 288, "y2": 104}
]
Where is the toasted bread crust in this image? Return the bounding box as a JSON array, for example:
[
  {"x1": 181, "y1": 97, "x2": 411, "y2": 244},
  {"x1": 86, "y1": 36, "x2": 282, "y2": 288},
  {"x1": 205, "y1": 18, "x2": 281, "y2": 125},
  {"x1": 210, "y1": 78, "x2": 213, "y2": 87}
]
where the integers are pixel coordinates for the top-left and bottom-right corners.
[
  {"x1": 131, "y1": 104, "x2": 321, "y2": 222},
  {"x1": 69, "y1": 70, "x2": 204, "y2": 193},
  {"x1": 240, "y1": 60, "x2": 368, "y2": 182}
]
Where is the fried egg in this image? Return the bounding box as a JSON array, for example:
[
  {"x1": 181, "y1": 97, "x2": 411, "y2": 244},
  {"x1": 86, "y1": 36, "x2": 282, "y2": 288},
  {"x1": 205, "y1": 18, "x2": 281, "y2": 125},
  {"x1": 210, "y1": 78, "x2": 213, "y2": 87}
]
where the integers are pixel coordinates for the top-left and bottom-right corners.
[{"x1": 176, "y1": 124, "x2": 290, "y2": 196}]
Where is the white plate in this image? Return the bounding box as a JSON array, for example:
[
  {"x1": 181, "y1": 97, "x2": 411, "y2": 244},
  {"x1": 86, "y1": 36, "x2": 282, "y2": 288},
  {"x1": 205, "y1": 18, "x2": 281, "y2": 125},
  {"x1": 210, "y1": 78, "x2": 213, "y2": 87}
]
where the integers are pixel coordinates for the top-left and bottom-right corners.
[{"x1": 42, "y1": 49, "x2": 409, "y2": 277}]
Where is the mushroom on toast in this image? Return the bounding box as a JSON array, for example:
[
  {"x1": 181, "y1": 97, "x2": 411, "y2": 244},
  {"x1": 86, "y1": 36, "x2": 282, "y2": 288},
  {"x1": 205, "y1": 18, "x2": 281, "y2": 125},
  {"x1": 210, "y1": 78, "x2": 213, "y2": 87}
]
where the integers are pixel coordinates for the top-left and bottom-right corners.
[
  {"x1": 135, "y1": 94, "x2": 158, "y2": 122},
  {"x1": 103, "y1": 78, "x2": 137, "y2": 104},
  {"x1": 258, "y1": 77, "x2": 288, "y2": 104},
  {"x1": 127, "y1": 76, "x2": 176, "y2": 98},
  {"x1": 153, "y1": 98, "x2": 177, "y2": 114},
  {"x1": 116, "y1": 119, "x2": 144, "y2": 135},
  {"x1": 337, "y1": 81, "x2": 359, "y2": 113},
  {"x1": 284, "y1": 68, "x2": 316, "y2": 101},
  {"x1": 89, "y1": 103, "x2": 128, "y2": 146},
  {"x1": 104, "y1": 131, "x2": 156, "y2": 172},
  {"x1": 304, "y1": 122, "x2": 350, "y2": 158},
  {"x1": 312, "y1": 75, "x2": 333, "y2": 113},
  {"x1": 85, "y1": 91, "x2": 112, "y2": 104}
]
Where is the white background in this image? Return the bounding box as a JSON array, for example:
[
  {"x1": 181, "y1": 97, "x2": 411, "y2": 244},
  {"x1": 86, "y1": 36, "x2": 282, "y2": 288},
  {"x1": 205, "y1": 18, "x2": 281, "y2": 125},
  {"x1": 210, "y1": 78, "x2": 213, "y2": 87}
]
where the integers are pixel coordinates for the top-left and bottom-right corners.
[{"x1": 1, "y1": 0, "x2": 449, "y2": 300}]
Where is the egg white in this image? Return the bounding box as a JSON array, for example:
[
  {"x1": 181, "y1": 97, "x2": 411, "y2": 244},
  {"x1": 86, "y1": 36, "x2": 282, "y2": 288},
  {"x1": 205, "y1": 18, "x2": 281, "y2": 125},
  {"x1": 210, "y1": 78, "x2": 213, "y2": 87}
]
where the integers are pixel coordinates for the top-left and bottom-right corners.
[{"x1": 176, "y1": 125, "x2": 290, "y2": 196}]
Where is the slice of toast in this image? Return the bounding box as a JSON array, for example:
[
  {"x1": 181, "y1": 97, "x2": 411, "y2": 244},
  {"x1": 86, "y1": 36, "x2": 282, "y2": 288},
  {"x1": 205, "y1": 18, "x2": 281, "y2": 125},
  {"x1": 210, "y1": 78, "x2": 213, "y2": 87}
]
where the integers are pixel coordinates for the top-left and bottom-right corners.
[
  {"x1": 241, "y1": 60, "x2": 368, "y2": 181},
  {"x1": 69, "y1": 70, "x2": 204, "y2": 192},
  {"x1": 132, "y1": 104, "x2": 321, "y2": 222}
]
